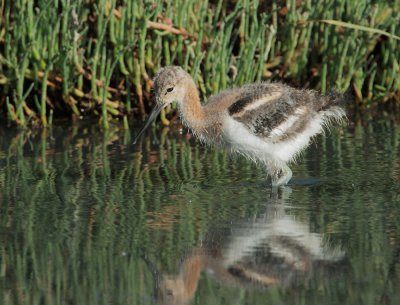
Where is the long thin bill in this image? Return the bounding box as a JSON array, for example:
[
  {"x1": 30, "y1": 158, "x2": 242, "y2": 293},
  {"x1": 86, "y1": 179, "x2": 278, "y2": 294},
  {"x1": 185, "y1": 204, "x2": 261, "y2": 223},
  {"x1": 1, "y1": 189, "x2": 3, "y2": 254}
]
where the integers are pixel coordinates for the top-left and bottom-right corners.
[
  {"x1": 141, "y1": 255, "x2": 161, "y2": 298},
  {"x1": 133, "y1": 104, "x2": 164, "y2": 144}
]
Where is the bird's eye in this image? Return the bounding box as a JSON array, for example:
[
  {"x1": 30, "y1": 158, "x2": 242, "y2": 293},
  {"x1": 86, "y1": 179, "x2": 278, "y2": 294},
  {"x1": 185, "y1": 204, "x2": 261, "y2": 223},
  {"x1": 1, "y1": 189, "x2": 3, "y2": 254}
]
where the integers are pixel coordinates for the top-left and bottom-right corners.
[{"x1": 166, "y1": 87, "x2": 174, "y2": 93}]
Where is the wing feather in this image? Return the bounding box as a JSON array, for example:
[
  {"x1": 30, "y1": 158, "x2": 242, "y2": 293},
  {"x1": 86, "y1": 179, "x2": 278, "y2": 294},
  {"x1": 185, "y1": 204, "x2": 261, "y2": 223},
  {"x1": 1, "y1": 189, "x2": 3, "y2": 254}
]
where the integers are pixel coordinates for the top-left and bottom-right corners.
[
  {"x1": 228, "y1": 84, "x2": 306, "y2": 140},
  {"x1": 227, "y1": 83, "x2": 346, "y2": 142}
]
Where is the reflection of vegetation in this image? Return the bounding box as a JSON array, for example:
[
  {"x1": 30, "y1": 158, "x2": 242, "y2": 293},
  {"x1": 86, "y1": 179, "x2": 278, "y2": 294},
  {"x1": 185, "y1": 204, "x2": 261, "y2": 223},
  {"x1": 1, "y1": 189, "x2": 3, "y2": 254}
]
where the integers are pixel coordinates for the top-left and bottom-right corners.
[
  {"x1": 0, "y1": 120, "x2": 399, "y2": 304},
  {"x1": 1, "y1": 1, "x2": 399, "y2": 127}
]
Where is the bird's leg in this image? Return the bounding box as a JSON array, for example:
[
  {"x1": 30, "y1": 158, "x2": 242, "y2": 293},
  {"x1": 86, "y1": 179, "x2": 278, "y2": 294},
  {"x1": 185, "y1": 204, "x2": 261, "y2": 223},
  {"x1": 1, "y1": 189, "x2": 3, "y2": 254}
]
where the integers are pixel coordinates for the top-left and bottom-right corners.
[{"x1": 271, "y1": 165, "x2": 292, "y2": 188}]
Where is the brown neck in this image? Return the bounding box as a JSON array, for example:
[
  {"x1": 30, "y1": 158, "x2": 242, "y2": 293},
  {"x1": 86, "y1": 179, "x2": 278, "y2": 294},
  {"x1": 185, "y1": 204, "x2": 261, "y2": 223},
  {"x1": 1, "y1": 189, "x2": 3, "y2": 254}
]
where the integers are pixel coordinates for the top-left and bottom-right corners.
[
  {"x1": 178, "y1": 79, "x2": 206, "y2": 132},
  {"x1": 180, "y1": 254, "x2": 204, "y2": 299}
]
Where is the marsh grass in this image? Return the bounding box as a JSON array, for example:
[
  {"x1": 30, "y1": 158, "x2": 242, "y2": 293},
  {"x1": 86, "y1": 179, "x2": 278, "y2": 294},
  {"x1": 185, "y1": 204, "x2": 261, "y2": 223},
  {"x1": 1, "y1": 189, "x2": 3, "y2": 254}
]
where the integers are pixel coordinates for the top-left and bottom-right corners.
[{"x1": 0, "y1": 0, "x2": 399, "y2": 127}]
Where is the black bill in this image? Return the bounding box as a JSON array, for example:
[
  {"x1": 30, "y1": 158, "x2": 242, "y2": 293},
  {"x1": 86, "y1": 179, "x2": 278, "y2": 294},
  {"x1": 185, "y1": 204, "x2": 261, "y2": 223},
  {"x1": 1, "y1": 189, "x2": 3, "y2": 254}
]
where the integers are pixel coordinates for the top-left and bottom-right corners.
[{"x1": 133, "y1": 103, "x2": 164, "y2": 144}]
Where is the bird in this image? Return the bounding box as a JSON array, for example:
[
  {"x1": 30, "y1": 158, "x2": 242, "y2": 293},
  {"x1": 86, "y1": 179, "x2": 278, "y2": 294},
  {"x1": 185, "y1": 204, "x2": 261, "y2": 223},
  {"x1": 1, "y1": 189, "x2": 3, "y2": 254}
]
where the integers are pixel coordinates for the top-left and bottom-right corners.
[
  {"x1": 144, "y1": 202, "x2": 345, "y2": 305},
  {"x1": 133, "y1": 66, "x2": 346, "y2": 187}
]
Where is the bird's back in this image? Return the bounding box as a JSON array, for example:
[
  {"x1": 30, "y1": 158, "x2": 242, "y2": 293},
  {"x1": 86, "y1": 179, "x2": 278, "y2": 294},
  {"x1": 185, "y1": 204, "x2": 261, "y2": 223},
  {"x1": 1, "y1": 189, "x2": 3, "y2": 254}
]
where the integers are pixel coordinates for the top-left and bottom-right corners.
[{"x1": 202, "y1": 82, "x2": 346, "y2": 167}]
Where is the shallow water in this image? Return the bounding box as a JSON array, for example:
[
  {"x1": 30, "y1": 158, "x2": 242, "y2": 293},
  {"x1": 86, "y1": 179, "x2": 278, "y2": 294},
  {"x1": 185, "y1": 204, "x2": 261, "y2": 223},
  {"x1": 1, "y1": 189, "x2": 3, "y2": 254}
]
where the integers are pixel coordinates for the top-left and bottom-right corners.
[{"x1": 0, "y1": 117, "x2": 399, "y2": 305}]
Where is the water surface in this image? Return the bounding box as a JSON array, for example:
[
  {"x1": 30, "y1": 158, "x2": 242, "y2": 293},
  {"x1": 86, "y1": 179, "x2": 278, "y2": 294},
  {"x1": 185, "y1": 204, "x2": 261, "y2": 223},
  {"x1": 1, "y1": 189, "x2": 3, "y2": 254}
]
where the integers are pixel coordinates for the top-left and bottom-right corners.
[{"x1": 0, "y1": 117, "x2": 399, "y2": 305}]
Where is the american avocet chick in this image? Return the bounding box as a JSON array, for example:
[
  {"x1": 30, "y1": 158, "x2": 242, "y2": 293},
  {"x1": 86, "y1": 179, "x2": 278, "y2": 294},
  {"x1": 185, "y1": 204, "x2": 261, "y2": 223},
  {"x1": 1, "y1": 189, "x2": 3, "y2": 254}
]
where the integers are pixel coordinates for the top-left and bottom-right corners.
[{"x1": 134, "y1": 66, "x2": 346, "y2": 187}]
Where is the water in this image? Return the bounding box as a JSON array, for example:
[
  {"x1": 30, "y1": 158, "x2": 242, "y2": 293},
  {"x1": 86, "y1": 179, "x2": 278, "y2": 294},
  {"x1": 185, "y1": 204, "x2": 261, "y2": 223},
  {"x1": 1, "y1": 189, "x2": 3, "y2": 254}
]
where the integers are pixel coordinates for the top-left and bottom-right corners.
[{"x1": 0, "y1": 117, "x2": 399, "y2": 305}]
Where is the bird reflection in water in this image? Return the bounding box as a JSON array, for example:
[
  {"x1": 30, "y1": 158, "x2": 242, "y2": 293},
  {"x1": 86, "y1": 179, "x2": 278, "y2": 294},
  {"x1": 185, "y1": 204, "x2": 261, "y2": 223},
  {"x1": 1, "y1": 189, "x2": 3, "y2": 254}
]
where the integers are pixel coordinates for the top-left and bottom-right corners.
[{"x1": 145, "y1": 194, "x2": 346, "y2": 305}]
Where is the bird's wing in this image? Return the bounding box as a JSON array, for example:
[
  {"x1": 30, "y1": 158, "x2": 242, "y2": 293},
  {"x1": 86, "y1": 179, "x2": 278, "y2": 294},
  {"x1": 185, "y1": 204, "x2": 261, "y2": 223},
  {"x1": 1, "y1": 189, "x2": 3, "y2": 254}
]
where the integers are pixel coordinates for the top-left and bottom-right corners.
[{"x1": 228, "y1": 84, "x2": 312, "y2": 141}]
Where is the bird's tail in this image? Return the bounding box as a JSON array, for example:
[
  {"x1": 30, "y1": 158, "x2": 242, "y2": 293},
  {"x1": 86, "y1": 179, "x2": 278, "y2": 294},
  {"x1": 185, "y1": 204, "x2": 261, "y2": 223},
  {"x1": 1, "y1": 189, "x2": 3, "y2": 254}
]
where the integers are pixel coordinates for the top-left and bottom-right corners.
[
  {"x1": 319, "y1": 90, "x2": 349, "y2": 111},
  {"x1": 319, "y1": 90, "x2": 348, "y2": 124}
]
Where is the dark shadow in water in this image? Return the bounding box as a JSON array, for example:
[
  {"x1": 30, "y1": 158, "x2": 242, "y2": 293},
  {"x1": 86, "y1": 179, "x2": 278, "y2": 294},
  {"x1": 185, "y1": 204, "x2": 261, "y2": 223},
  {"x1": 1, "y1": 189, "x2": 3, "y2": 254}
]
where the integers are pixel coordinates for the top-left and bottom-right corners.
[
  {"x1": 288, "y1": 177, "x2": 323, "y2": 187},
  {"x1": 144, "y1": 189, "x2": 348, "y2": 305}
]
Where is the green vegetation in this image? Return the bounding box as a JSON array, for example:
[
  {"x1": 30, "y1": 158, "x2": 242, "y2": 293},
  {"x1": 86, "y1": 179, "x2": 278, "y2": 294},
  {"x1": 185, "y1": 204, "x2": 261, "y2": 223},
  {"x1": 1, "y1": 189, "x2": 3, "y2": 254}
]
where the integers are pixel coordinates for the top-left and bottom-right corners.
[{"x1": 0, "y1": 0, "x2": 399, "y2": 128}]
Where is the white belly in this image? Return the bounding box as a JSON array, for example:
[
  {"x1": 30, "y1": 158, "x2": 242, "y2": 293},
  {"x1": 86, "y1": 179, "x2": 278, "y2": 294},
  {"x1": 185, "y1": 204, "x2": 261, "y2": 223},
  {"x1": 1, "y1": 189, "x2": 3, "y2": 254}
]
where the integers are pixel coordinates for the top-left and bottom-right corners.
[{"x1": 222, "y1": 115, "x2": 325, "y2": 168}]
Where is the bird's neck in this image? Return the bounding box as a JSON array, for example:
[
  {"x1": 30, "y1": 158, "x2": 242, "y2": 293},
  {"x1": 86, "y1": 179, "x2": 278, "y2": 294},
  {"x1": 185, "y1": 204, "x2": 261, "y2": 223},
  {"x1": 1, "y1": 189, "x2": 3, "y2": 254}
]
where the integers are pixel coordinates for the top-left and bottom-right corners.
[{"x1": 178, "y1": 79, "x2": 206, "y2": 132}]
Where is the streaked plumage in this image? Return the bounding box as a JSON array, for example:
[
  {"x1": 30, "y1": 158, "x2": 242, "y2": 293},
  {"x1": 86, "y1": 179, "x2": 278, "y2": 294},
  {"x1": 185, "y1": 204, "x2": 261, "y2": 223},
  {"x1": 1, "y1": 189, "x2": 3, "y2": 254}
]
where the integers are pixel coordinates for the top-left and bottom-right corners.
[{"x1": 134, "y1": 66, "x2": 346, "y2": 186}]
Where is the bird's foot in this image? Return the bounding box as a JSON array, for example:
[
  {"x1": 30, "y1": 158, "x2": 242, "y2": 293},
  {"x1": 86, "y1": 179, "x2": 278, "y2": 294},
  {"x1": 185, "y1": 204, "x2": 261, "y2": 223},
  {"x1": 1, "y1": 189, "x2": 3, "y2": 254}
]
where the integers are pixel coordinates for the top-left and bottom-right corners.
[{"x1": 271, "y1": 165, "x2": 292, "y2": 188}]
